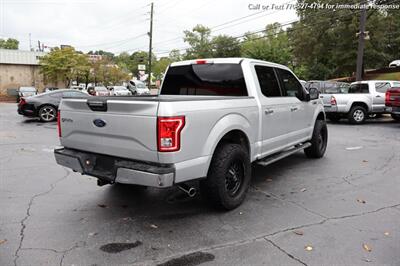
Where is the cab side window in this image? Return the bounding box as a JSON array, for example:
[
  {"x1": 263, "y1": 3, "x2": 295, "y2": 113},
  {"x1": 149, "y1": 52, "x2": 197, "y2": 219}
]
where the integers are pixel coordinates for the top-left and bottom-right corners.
[
  {"x1": 275, "y1": 68, "x2": 302, "y2": 97},
  {"x1": 375, "y1": 82, "x2": 391, "y2": 93},
  {"x1": 254, "y1": 65, "x2": 282, "y2": 97}
]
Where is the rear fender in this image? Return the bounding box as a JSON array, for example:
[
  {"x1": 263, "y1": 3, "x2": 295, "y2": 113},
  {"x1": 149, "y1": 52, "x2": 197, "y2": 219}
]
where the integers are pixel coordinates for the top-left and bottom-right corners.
[{"x1": 202, "y1": 113, "x2": 254, "y2": 170}]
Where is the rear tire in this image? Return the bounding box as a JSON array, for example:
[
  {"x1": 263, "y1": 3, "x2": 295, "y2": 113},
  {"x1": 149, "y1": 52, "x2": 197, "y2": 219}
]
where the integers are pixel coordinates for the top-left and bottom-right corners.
[
  {"x1": 304, "y1": 120, "x2": 328, "y2": 158},
  {"x1": 200, "y1": 143, "x2": 251, "y2": 210},
  {"x1": 348, "y1": 106, "x2": 367, "y2": 124},
  {"x1": 38, "y1": 105, "x2": 57, "y2": 122},
  {"x1": 391, "y1": 114, "x2": 400, "y2": 122}
]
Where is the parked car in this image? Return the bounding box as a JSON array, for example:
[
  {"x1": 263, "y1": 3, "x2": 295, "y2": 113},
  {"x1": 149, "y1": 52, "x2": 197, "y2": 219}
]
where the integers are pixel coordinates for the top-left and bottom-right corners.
[
  {"x1": 45, "y1": 87, "x2": 59, "y2": 93},
  {"x1": 323, "y1": 80, "x2": 400, "y2": 124},
  {"x1": 54, "y1": 58, "x2": 327, "y2": 210},
  {"x1": 17, "y1": 86, "x2": 37, "y2": 102},
  {"x1": 109, "y1": 86, "x2": 132, "y2": 96},
  {"x1": 128, "y1": 80, "x2": 151, "y2": 95},
  {"x1": 389, "y1": 60, "x2": 400, "y2": 67},
  {"x1": 87, "y1": 86, "x2": 110, "y2": 96},
  {"x1": 18, "y1": 89, "x2": 88, "y2": 122},
  {"x1": 385, "y1": 87, "x2": 400, "y2": 121}
]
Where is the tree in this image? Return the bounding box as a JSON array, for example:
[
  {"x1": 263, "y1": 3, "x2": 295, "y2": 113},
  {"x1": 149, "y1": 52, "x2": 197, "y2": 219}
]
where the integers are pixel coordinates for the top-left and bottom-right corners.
[
  {"x1": 288, "y1": 0, "x2": 398, "y2": 79},
  {"x1": 212, "y1": 35, "x2": 241, "y2": 58},
  {"x1": 39, "y1": 47, "x2": 89, "y2": 86},
  {"x1": 0, "y1": 38, "x2": 19, "y2": 49},
  {"x1": 88, "y1": 50, "x2": 115, "y2": 59},
  {"x1": 241, "y1": 23, "x2": 292, "y2": 67},
  {"x1": 169, "y1": 49, "x2": 182, "y2": 62},
  {"x1": 153, "y1": 57, "x2": 172, "y2": 80},
  {"x1": 183, "y1": 25, "x2": 213, "y2": 59}
]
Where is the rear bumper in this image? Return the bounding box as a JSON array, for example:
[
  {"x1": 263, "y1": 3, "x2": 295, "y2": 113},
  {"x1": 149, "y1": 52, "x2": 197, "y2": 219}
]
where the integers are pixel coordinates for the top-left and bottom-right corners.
[
  {"x1": 323, "y1": 105, "x2": 338, "y2": 113},
  {"x1": 17, "y1": 104, "x2": 37, "y2": 117},
  {"x1": 54, "y1": 148, "x2": 175, "y2": 188},
  {"x1": 387, "y1": 106, "x2": 400, "y2": 114}
]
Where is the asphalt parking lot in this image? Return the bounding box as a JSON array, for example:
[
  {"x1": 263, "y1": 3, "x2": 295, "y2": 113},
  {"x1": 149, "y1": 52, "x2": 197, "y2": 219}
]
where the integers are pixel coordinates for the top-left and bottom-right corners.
[{"x1": 1, "y1": 102, "x2": 400, "y2": 266}]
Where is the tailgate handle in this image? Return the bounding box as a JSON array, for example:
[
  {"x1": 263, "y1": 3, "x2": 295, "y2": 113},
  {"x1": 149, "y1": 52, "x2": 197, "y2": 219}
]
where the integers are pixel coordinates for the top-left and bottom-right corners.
[{"x1": 87, "y1": 100, "x2": 108, "y2": 112}]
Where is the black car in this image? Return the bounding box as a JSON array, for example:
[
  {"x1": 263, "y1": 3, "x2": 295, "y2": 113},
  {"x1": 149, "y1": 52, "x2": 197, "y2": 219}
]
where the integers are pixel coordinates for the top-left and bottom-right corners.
[{"x1": 17, "y1": 89, "x2": 88, "y2": 122}]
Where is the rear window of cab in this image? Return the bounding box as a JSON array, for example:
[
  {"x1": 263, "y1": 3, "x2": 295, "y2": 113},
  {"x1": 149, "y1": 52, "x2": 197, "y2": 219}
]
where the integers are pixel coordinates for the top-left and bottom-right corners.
[{"x1": 161, "y1": 63, "x2": 247, "y2": 96}]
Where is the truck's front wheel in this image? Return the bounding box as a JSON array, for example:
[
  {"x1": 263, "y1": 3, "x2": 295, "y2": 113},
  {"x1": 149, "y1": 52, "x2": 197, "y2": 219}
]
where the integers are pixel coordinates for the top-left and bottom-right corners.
[
  {"x1": 304, "y1": 120, "x2": 328, "y2": 158},
  {"x1": 200, "y1": 143, "x2": 251, "y2": 210},
  {"x1": 391, "y1": 114, "x2": 400, "y2": 122}
]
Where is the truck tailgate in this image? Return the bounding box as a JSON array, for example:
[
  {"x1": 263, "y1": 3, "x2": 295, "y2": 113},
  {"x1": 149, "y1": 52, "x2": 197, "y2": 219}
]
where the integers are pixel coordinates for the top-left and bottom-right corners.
[{"x1": 59, "y1": 98, "x2": 159, "y2": 162}]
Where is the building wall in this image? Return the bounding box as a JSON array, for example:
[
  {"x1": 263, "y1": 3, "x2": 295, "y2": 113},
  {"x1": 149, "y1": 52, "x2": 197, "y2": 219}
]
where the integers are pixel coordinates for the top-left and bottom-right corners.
[{"x1": 0, "y1": 64, "x2": 64, "y2": 95}]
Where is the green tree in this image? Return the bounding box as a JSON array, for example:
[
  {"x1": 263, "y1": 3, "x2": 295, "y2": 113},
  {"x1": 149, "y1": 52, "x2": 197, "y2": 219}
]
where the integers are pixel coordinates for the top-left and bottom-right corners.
[
  {"x1": 212, "y1": 35, "x2": 241, "y2": 58},
  {"x1": 39, "y1": 47, "x2": 88, "y2": 86},
  {"x1": 183, "y1": 24, "x2": 213, "y2": 59},
  {"x1": 153, "y1": 57, "x2": 172, "y2": 80},
  {"x1": 168, "y1": 49, "x2": 182, "y2": 62},
  {"x1": 241, "y1": 23, "x2": 292, "y2": 66},
  {"x1": 0, "y1": 38, "x2": 19, "y2": 49},
  {"x1": 288, "y1": 0, "x2": 397, "y2": 79},
  {"x1": 88, "y1": 50, "x2": 115, "y2": 59}
]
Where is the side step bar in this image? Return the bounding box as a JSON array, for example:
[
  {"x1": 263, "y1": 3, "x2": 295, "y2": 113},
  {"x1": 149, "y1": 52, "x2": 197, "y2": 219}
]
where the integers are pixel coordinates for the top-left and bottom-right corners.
[{"x1": 256, "y1": 142, "x2": 311, "y2": 167}]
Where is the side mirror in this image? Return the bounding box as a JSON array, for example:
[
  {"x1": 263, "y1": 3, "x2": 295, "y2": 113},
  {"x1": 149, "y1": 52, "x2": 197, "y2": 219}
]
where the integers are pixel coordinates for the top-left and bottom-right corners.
[{"x1": 308, "y1": 87, "x2": 319, "y2": 101}]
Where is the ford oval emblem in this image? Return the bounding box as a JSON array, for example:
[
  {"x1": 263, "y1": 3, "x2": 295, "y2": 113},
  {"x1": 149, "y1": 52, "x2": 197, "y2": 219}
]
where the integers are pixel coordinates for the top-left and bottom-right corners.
[{"x1": 93, "y1": 119, "x2": 106, "y2": 128}]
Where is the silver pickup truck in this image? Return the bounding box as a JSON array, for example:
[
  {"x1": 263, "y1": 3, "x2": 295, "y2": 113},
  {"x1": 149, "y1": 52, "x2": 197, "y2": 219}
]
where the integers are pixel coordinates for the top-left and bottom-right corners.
[
  {"x1": 322, "y1": 80, "x2": 400, "y2": 124},
  {"x1": 54, "y1": 58, "x2": 327, "y2": 210}
]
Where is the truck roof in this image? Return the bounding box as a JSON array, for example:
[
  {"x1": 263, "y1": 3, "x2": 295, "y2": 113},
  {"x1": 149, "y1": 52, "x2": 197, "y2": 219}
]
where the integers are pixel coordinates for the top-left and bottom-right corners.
[{"x1": 170, "y1": 57, "x2": 290, "y2": 71}]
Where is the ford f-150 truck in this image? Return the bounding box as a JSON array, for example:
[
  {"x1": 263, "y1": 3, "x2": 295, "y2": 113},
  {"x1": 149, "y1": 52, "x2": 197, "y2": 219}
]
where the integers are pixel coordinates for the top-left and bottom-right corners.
[
  {"x1": 54, "y1": 58, "x2": 327, "y2": 210},
  {"x1": 322, "y1": 80, "x2": 400, "y2": 124}
]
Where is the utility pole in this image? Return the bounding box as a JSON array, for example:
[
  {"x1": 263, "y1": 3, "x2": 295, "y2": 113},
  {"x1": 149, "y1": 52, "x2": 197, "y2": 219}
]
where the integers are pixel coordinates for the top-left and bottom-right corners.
[
  {"x1": 29, "y1": 33, "x2": 32, "y2": 51},
  {"x1": 355, "y1": 6, "x2": 367, "y2": 81},
  {"x1": 148, "y1": 2, "x2": 154, "y2": 88}
]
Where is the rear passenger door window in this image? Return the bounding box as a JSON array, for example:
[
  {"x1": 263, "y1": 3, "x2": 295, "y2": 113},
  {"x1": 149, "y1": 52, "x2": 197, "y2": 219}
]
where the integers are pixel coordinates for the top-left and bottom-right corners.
[
  {"x1": 375, "y1": 82, "x2": 391, "y2": 93},
  {"x1": 275, "y1": 68, "x2": 303, "y2": 97},
  {"x1": 254, "y1": 65, "x2": 282, "y2": 97}
]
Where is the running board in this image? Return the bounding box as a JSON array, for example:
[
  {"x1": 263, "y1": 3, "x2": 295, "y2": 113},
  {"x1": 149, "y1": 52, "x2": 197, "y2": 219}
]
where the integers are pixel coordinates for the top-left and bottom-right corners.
[{"x1": 256, "y1": 142, "x2": 312, "y2": 166}]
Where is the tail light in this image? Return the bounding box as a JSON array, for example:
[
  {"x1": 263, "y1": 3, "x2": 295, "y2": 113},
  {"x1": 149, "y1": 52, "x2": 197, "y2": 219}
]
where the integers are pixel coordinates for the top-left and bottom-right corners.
[
  {"x1": 18, "y1": 97, "x2": 26, "y2": 106},
  {"x1": 330, "y1": 96, "x2": 337, "y2": 106},
  {"x1": 157, "y1": 116, "x2": 185, "y2": 152},
  {"x1": 386, "y1": 91, "x2": 391, "y2": 106},
  {"x1": 57, "y1": 111, "x2": 62, "y2": 138}
]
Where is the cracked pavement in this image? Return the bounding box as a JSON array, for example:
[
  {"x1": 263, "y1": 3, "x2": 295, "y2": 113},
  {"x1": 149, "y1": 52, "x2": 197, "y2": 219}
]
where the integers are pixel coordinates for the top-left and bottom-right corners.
[{"x1": 1, "y1": 102, "x2": 400, "y2": 266}]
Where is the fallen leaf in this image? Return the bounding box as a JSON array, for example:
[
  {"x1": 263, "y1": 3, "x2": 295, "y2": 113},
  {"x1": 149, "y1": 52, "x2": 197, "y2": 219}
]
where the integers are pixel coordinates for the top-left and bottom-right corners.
[
  {"x1": 305, "y1": 245, "x2": 313, "y2": 251},
  {"x1": 357, "y1": 198, "x2": 366, "y2": 204},
  {"x1": 150, "y1": 224, "x2": 158, "y2": 229},
  {"x1": 0, "y1": 239, "x2": 7, "y2": 245},
  {"x1": 362, "y1": 160, "x2": 368, "y2": 163},
  {"x1": 88, "y1": 232, "x2": 98, "y2": 237},
  {"x1": 363, "y1": 243, "x2": 372, "y2": 252},
  {"x1": 97, "y1": 204, "x2": 107, "y2": 208},
  {"x1": 266, "y1": 179, "x2": 273, "y2": 182},
  {"x1": 384, "y1": 232, "x2": 390, "y2": 236},
  {"x1": 293, "y1": 230, "x2": 304, "y2": 236},
  {"x1": 362, "y1": 258, "x2": 372, "y2": 262},
  {"x1": 300, "y1": 188, "x2": 307, "y2": 192}
]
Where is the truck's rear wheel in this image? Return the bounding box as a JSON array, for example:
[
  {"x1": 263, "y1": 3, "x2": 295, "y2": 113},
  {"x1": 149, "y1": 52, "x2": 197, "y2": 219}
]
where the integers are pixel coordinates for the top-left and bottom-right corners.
[
  {"x1": 348, "y1": 106, "x2": 367, "y2": 124},
  {"x1": 391, "y1": 114, "x2": 400, "y2": 122},
  {"x1": 200, "y1": 143, "x2": 251, "y2": 210},
  {"x1": 304, "y1": 120, "x2": 328, "y2": 158}
]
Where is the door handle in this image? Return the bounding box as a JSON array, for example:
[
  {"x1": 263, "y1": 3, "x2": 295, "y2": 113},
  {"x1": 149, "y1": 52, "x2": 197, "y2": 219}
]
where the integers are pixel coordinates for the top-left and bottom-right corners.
[
  {"x1": 376, "y1": 95, "x2": 381, "y2": 98},
  {"x1": 290, "y1": 107, "x2": 298, "y2": 112},
  {"x1": 265, "y1": 109, "x2": 274, "y2": 115}
]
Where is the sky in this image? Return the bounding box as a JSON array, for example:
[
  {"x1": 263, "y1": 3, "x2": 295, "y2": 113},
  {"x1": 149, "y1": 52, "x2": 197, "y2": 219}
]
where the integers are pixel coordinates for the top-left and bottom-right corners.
[{"x1": 0, "y1": 0, "x2": 298, "y2": 57}]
